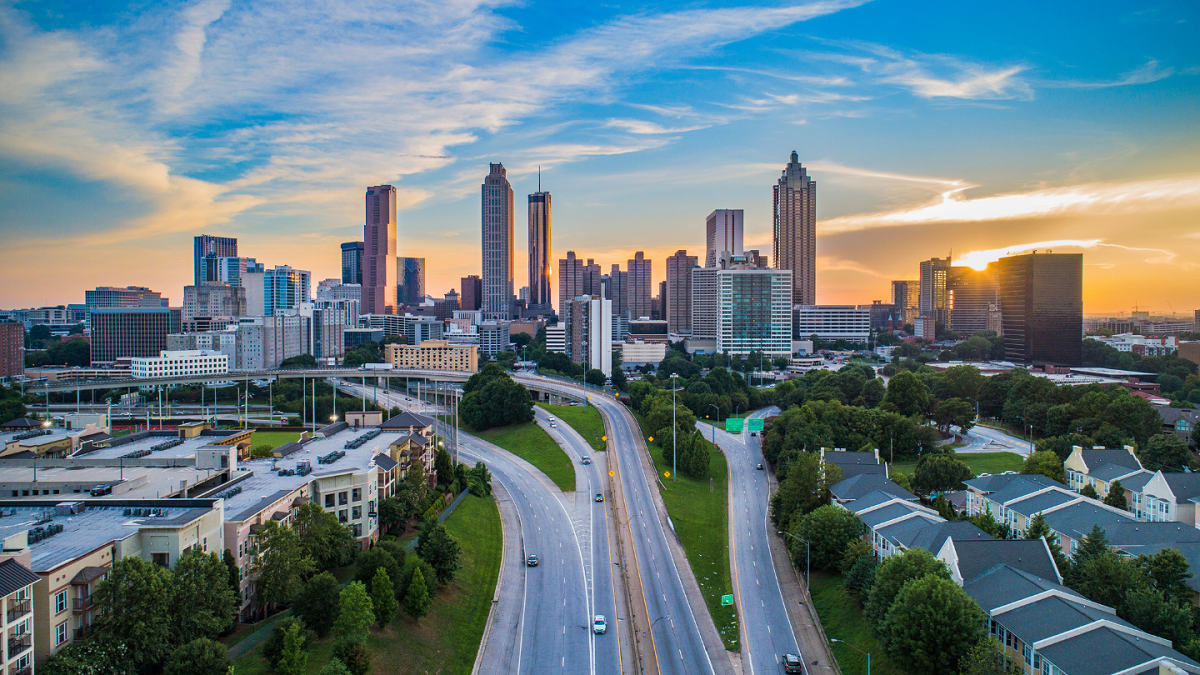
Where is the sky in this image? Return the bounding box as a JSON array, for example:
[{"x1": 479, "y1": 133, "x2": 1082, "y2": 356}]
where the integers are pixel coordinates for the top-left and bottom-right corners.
[{"x1": 1, "y1": 0, "x2": 1198, "y2": 316}]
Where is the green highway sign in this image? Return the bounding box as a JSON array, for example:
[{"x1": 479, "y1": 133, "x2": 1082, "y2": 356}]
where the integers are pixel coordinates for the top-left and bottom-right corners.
[
  {"x1": 721, "y1": 594, "x2": 734, "y2": 606},
  {"x1": 725, "y1": 418, "x2": 744, "y2": 433},
  {"x1": 747, "y1": 418, "x2": 764, "y2": 432}
]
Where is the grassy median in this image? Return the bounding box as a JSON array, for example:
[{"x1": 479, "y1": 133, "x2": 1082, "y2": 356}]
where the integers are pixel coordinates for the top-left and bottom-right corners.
[
  {"x1": 471, "y1": 422, "x2": 576, "y2": 492},
  {"x1": 809, "y1": 572, "x2": 899, "y2": 675},
  {"x1": 539, "y1": 403, "x2": 607, "y2": 452}
]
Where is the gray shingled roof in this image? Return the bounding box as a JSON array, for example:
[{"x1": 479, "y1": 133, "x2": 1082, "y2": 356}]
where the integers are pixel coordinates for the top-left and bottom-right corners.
[
  {"x1": 830, "y1": 473, "x2": 915, "y2": 502},
  {"x1": 1006, "y1": 490, "x2": 1076, "y2": 517},
  {"x1": 381, "y1": 411, "x2": 435, "y2": 430},
  {"x1": 860, "y1": 502, "x2": 927, "y2": 529},
  {"x1": 966, "y1": 472, "x2": 1062, "y2": 495},
  {"x1": 1080, "y1": 448, "x2": 1141, "y2": 472},
  {"x1": 876, "y1": 514, "x2": 942, "y2": 548},
  {"x1": 844, "y1": 490, "x2": 910, "y2": 515},
  {"x1": 1117, "y1": 470, "x2": 1156, "y2": 493},
  {"x1": 1090, "y1": 462, "x2": 1144, "y2": 483},
  {"x1": 1037, "y1": 625, "x2": 1198, "y2": 675},
  {"x1": 965, "y1": 564, "x2": 1089, "y2": 613},
  {"x1": 907, "y1": 520, "x2": 991, "y2": 553},
  {"x1": 1160, "y1": 473, "x2": 1200, "y2": 503},
  {"x1": 953, "y1": 539, "x2": 1057, "y2": 583},
  {"x1": 823, "y1": 450, "x2": 878, "y2": 466},
  {"x1": 372, "y1": 454, "x2": 398, "y2": 471},
  {"x1": 989, "y1": 476, "x2": 1068, "y2": 505},
  {"x1": 1042, "y1": 501, "x2": 1135, "y2": 541},
  {"x1": 0, "y1": 559, "x2": 40, "y2": 597}
]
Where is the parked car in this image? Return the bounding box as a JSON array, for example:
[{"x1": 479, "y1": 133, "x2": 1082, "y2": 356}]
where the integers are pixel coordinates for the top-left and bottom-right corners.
[
  {"x1": 782, "y1": 653, "x2": 804, "y2": 673},
  {"x1": 526, "y1": 554, "x2": 538, "y2": 567},
  {"x1": 593, "y1": 615, "x2": 607, "y2": 634},
  {"x1": 595, "y1": 493, "x2": 604, "y2": 502},
  {"x1": 89, "y1": 485, "x2": 112, "y2": 496}
]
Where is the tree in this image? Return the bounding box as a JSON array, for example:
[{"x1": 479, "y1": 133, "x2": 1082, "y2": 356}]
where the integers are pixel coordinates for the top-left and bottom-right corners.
[
  {"x1": 222, "y1": 548, "x2": 241, "y2": 600},
  {"x1": 1141, "y1": 433, "x2": 1194, "y2": 472},
  {"x1": 263, "y1": 618, "x2": 313, "y2": 670},
  {"x1": 1071, "y1": 549, "x2": 1146, "y2": 614},
  {"x1": 882, "y1": 370, "x2": 931, "y2": 417},
  {"x1": 320, "y1": 658, "x2": 353, "y2": 675},
  {"x1": 1080, "y1": 483, "x2": 1099, "y2": 499},
  {"x1": 792, "y1": 505, "x2": 866, "y2": 572},
  {"x1": 40, "y1": 637, "x2": 133, "y2": 675},
  {"x1": 843, "y1": 553, "x2": 878, "y2": 603},
  {"x1": 880, "y1": 575, "x2": 986, "y2": 674},
  {"x1": 1025, "y1": 513, "x2": 1068, "y2": 571},
  {"x1": 1141, "y1": 548, "x2": 1194, "y2": 607},
  {"x1": 333, "y1": 638, "x2": 372, "y2": 675},
  {"x1": 292, "y1": 572, "x2": 342, "y2": 638},
  {"x1": 968, "y1": 511, "x2": 1010, "y2": 540},
  {"x1": 333, "y1": 581, "x2": 375, "y2": 644},
  {"x1": 468, "y1": 461, "x2": 493, "y2": 496},
  {"x1": 910, "y1": 454, "x2": 972, "y2": 497},
  {"x1": 840, "y1": 538, "x2": 872, "y2": 574},
  {"x1": 459, "y1": 366, "x2": 535, "y2": 430},
  {"x1": 164, "y1": 638, "x2": 230, "y2": 675},
  {"x1": 865, "y1": 548, "x2": 951, "y2": 633},
  {"x1": 959, "y1": 638, "x2": 1024, "y2": 675},
  {"x1": 254, "y1": 520, "x2": 316, "y2": 608},
  {"x1": 416, "y1": 519, "x2": 461, "y2": 585},
  {"x1": 279, "y1": 354, "x2": 319, "y2": 369},
  {"x1": 1104, "y1": 480, "x2": 1128, "y2": 510},
  {"x1": 1021, "y1": 450, "x2": 1065, "y2": 483},
  {"x1": 610, "y1": 367, "x2": 628, "y2": 390},
  {"x1": 371, "y1": 567, "x2": 399, "y2": 628},
  {"x1": 397, "y1": 554, "x2": 438, "y2": 601},
  {"x1": 294, "y1": 502, "x2": 356, "y2": 570},
  {"x1": 355, "y1": 547, "x2": 402, "y2": 594},
  {"x1": 585, "y1": 369, "x2": 606, "y2": 386},
  {"x1": 934, "y1": 397, "x2": 976, "y2": 433},
  {"x1": 276, "y1": 621, "x2": 310, "y2": 675},
  {"x1": 769, "y1": 452, "x2": 842, "y2": 531},
  {"x1": 435, "y1": 447, "x2": 454, "y2": 486},
  {"x1": 404, "y1": 567, "x2": 432, "y2": 622},
  {"x1": 92, "y1": 555, "x2": 174, "y2": 670},
  {"x1": 1124, "y1": 586, "x2": 1195, "y2": 646},
  {"x1": 171, "y1": 548, "x2": 237, "y2": 643}
]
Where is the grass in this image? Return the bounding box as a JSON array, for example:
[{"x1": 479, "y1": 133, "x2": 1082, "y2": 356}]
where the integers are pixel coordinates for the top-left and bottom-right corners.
[
  {"x1": 471, "y1": 421, "x2": 576, "y2": 492},
  {"x1": 539, "y1": 403, "x2": 607, "y2": 452},
  {"x1": 634, "y1": 412, "x2": 739, "y2": 651},
  {"x1": 809, "y1": 572, "x2": 900, "y2": 675},
  {"x1": 233, "y1": 494, "x2": 502, "y2": 675},
  {"x1": 890, "y1": 451, "x2": 1025, "y2": 477},
  {"x1": 249, "y1": 431, "x2": 302, "y2": 450}
]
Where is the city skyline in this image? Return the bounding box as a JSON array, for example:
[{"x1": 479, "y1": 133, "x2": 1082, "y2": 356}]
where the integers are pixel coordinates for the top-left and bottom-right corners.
[{"x1": 1, "y1": 1, "x2": 1198, "y2": 314}]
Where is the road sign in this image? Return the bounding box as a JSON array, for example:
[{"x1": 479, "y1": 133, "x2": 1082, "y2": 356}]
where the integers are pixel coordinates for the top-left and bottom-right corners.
[
  {"x1": 721, "y1": 594, "x2": 734, "y2": 606},
  {"x1": 609, "y1": 470, "x2": 615, "y2": 476},
  {"x1": 664, "y1": 471, "x2": 671, "y2": 478},
  {"x1": 725, "y1": 418, "x2": 744, "y2": 433},
  {"x1": 747, "y1": 418, "x2": 764, "y2": 432}
]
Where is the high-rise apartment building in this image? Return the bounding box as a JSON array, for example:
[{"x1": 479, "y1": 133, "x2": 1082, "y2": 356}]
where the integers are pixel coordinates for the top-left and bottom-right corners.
[
  {"x1": 182, "y1": 283, "x2": 247, "y2": 322},
  {"x1": 364, "y1": 185, "x2": 398, "y2": 315},
  {"x1": 672, "y1": 249, "x2": 700, "y2": 333},
  {"x1": 193, "y1": 235, "x2": 237, "y2": 286},
  {"x1": 201, "y1": 257, "x2": 263, "y2": 286},
  {"x1": 690, "y1": 268, "x2": 719, "y2": 340},
  {"x1": 705, "y1": 209, "x2": 744, "y2": 268},
  {"x1": 460, "y1": 275, "x2": 483, "y2": 311},
  {"x1": 891, "y1": 280, "x2": 920, "y2": 324},
  {"x1": 947, "y1": 264, "x2": 999, "y2": 335},
  {"x1": 773, "y1": 151, "x2": 816, "y2": 306},
  {"x1": 997, "y1": 252, "x2": 1083, "y2": 366},
  {"x1": 84, "y1": 286, "x2": 163, "y2": 309},
  {"x1": 341, "y1": 241, "x2": 364, "y2": 285},
  {"x1": 919, "y1": 257, "x2": 951, "y2": 325},
  {"x1": 563, "y1": 295, "x2": 613, "y2": 376},
  {"x1": 714, "y1": 254, "x2": 793, "y2": 356},
  {"x1": 397, "y1": 257, "x2": 425, "y2": 306},
  {"x1": 90, "y1": 307, "x2": 182, "y2": 364},
  {"x1": 0, "y1": 322, "x2": 22, "y2": 379},
  {"x1": 482, "y1": 163, "x2": 515, "y2": 319},
  {"x1": 608, "y1": 265, "x2": 629, "y2": 317},
  {"x1": 248, "y1": 266, "x2": 311, "y2": 317},
  {"x1": 528, "y1": 188, "x2": 552, "y2": 315},
  {"x1": 627, "y1": 252, "x2": 652, "y2": 320},
  {"x1": 559, "y1": 252, "x2": 585, "y2": 313}
]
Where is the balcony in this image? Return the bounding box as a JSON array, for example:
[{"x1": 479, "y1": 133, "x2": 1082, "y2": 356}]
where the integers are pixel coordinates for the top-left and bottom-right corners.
[
  {"x1": 5, "y1": 601, "x2": 29, "y2": 623},
  {"x1": 7, "y1": 635, "x2": 30, "y2": 659},
  {"x1": 72, "y1": 595, "x2": 94, "y2": 613},
  {"x1": 72, "y1": 625, "x2": 89, "y2": 641},
  {"x1": 10, "y1": 666, "x2": 31, "y2": 675}
]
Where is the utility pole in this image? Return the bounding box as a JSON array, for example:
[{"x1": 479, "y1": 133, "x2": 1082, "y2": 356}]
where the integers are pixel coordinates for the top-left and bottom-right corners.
[{"x1": 671, "y1": 372, "x2": 678, "y2": 482}]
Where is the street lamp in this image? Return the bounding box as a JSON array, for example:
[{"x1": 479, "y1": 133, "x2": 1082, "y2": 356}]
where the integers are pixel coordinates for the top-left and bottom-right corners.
[
  {"x1": 829, "y1": 638, "x2": 870, "y2": 675},
  {"x1": 670, "y1": 373, "x2": 678, "y2": 482},
  {"x1": 707, "y1": 404, "x2": 720, "y2": 448},
  {"x1": 777, "y1": 530, "x2": 810, "y2": 590}
]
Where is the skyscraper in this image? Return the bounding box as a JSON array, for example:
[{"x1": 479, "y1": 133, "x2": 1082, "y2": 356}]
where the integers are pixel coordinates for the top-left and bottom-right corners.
[
  {"x1": 558, "y1": 251, "x2": 585, "y2": 312},
  {"x1": 666, "y1": 250, "x2": 697, "y2": 334},
  {"x1": 947, "y1": 264, "x2": 999, "y2": 335},
  {"x1": 528, "y1": 185, "x2": 552, "y2": 315},
  {"x1": 773, "y1": 151, "x2": 817, "y2": 306},
  {"x1": 997, "y1": 252, "x2": 1083, "y2": 366},
  {"x1": 891, "y1": 280, "x2": 920, "y2": 324},
  {"x1": 364, "y1": 185, "x2": 398, "y2": 315},
  {"x1": 262, "y1": 266, "x2": 311, "y2": 316},
  {"x1": 627, "y1": 252, "x2": 652, "y2": 320},
  {"x1": 583, "y1": 259, "x2": 602, "y2": 298},
  {"x1": 705, "y1": 210, "x2": 744, "y2": 268},
  {"x1": 194, "y1": 235, "x2": 237, "y2": 286},
  {"x1": 341, "y1": 241, "x2": 364, "y2": 285},
  {"x1": 482, "y1": 163, "x2": 515, "y2": 319},
  {"x1": 919, "y1": 257, "x2": 951, "y2": 325},
  {"x1": 90, "y1": 307, "x2": 182, "y2": 364},
  {"x1": 460, "y1": 275, "x2": 483, "y2": 312},
  {"x1": 608, "y1": 265, "x2": 629, "y2": 318},
  {"x1": 715, "y1": 255, "x2": 793, "y2": 356},
  {"x1": 397, "y1": 257, "x2": 425, "y2": 306}
]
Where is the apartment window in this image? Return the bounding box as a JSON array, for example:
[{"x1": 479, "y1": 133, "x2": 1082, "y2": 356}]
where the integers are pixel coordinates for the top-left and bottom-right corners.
[
  {"x1": 55, "y1": 621, "x2": 68, "y2": 646},
  {"x1": 152, "y1": 553, "x2": 169, "y2": 567},
  {"x1": 352, "y1": 523, "x2": 362, "y2": 537},
  {"x1": 352, "y1": 488, "x2": 362, "y2": 502},
  {"x1": 55, "y1": 590, "x2": 67, "y2": 613},
  {"x1": 325, "y1": 494, "x2": 335, "y2": 508},
  {"x1": 339, "y1": 491, "x2": 348, "y2": 506},
  {"x1": 339, "y1": 510, "x2": 348, "y2": 523},
  {"x1": 352, "y1": 506, "x2": 362, "y2": 521}
]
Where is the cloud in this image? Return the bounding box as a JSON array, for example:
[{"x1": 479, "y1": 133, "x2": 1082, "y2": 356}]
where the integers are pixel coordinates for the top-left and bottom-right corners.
[
  {"x1": 604, "y1": 119, "x2": 711, "y2": 134},
  {"x1": 1044, "y1": 59, "x2": 1174, "y2": 89},
  {"x1": 954, "y1": 239, "x2": 1176, "y2": 271}
]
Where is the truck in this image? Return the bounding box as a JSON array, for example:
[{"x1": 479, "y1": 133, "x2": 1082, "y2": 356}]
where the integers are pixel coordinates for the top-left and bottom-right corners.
[{"x1": 358, "y1": 363, "x2": 394, "y2": 371}]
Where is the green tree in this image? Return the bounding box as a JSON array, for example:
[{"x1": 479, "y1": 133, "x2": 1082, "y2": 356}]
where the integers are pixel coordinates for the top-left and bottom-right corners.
[
  {"x1": 397, "y1": 554, "x2": 438, "y2": 600},
  {"x1": 404, "y1": 567, "x2": 432, "y2": 622},
  {"x1": 459, "y1": 365, "x2": 535, "y2": 430},
  {"x1": 263, "y1": 617, "x2": 312, "y2": 670},
  {"x1": 910, "y1": 454, "x2": 972, "y2": 496},
  {"x1": 320, "y1": 658, "x2": 353, "y2": 675},
  {"x1": 276, "y1": 621, "x2": 310, "y2": 675},
  {"x1": 1071, "y1": 549, "x2": 1146, "y2": 614},
  {"x1": 769, "y1": 452, "x2": 842, "y2": 531},
  {"x1": 1021, "y1": 450, "x2": 1065, "y2": 483},
  {"x1": 1141, "y1": 548, "x2": 1194, "y2": 606},
  {"x1": 222, "y1": 548, "x2": 241, "y2": 599},
  {"x1": 254, "y1": 520, "x2": 316, "y2": 608},
  {"x1": 355, "y1": 547, "x2": 402, "y2": 594},
  {"x1": 92, "y1": 555, "x2": 174, "y2": 670},
  {"x1": 279, "y1": 354, "x2": 319, "y2": 369},
  {"x1": 883, "y1": 370, "x2": 931, "y2": 417},
  {"x1": 1124, "y1": 586, "x2": 1195, "y2": 646},
  {"x1": 968, "y1": 511, "x2": 1010, "y2": 540},
  {"x1": 294, "y1": 501, "x2": 357, "y2": 570},
  {"x1": 865, "y1": 548, "x2": 951, "y2": 633},
  {"x1": 840, "y1": 538, "x2": 872, "y2": 573},
  {"x1": 39, "y1": 637, "x2": 133, "y2": 675},
  {"x1": 416, "y1": 519, "x2": 461, "y2": 584},
  {"x1": 435, "y1": 447, "x2": 454, "y2": 486},
  {"x1": 468, "y1": 461, "x2": 493, "y2": 496},
  {"x1": 1140, "y1": 433, "x2": 1195, "y2": 472},
  {"x1": 1025, "y1": 513, "x2": 1068, "y2": 571},
  {"x1": 844, "y1": 553, "x2": 879, "y2": 603},
  {"x1": 1080, "y1": 483, "x2": 1099, "y2": 499},
  {"x1": 171, "y1": 548, "x2": 237, "y2": 643},
  {"x1": 371, "y1": 567, "x2": 399, "y2": 628},
  {"x1": 792, "y1": 505, "x2": 866, "y2": 572},
  {"x1": 958, "y1": 637, "x2": 1024, "y2": 675},
  {"x1": 934, "y1": 397, "x2": 976, "y2": 433},
  {"x1": 333, "y1": 639, "x2": 372, "y2": 675},
  {"x1": 585, "y1": 368, "x2": 606, "y2": 386},
  {"x1": 292, "y1": 572, "x2": 342, "y2": 638},
  {"x1": 881, "y1": 575, "x2": 986, "y2": 674},
  {"x1": 1104, "y1": 480, "x2": 1128, "y2": 510},
  {"x1": 164, "y1": 638, "x2": 230, "y2": 675},
  {"x1": 333, "y1": 581, "x2": 376, "y2": 644}
]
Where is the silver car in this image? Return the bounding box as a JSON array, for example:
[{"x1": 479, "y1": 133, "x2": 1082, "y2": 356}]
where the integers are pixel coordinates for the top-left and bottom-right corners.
[{"x1": 593, "y1": 615, "x2": 607, "y2": 634}]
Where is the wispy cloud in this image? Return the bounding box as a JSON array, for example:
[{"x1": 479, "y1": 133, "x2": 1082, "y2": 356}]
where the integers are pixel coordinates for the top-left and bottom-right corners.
[
  {"x1": 955, "y1": 239, "x2": 1176, "y2": 270},
  {"x1": 604, "y1": 119, "x2": 711, "y2": 134},
  {"x1": 1042, "y1": 59, "x2": 1174, "y2": 89}
]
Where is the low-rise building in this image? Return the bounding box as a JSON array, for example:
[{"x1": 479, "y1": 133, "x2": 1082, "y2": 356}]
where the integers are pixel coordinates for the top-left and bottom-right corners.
[
  {"x1": 793, "y1": 305, "x2": 870, "y2": 342},
  {"x1": 130, "y1": 349, "x2": 229, "y2": 379},
  {"x1": 618, "y1": 341, "x2": 667, "y2": 368},
  {"x1": 385, "y1": 340, "x2": 478, "y2": 373},
  {"x1": 1063, "y1": 445, "x2": 1143, "y2": 496},
  {"x1": 0, "y1": 558, "x2": 39, "y2": 675}
]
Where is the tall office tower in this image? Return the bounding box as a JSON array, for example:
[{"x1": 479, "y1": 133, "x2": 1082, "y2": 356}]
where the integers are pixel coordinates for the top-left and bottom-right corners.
[
  {"x1": 690, "y1": 268, "x2": 719, "y2": 340},
  {"x1": 627, "y1": 252, "x2": 652, "y2": 319},
  {"x1": 341, "y1": 242, "x2": 364, "y2": 285},
  {"x1": 460, "y1": 275, "x2": 483, "y2": 311},
  {"x1": 947, "y1": 264, "x2": 999, "y2": 335},
  {"x1": 194, "y1": 235, "x2": 237, "y2": 285},
  {"x1": 715, "y1": 253, "x2": 793, "y2": 356},
  {"x1": 0, "y1": 322, "x2": 22, "y2": 378},
  {"x1": 583, "y1": 259, "x2": 602, "y2": 297},
  {"x1": 528, "y1": 187, "x2": 552, "y2": 314},
  {"x1": 891, "y1": 280, "x2": 920, "y2": 324},
  {"x1": 482, "y1": 163, "x2": 515, "y2": 319},
  {"x1": 773, "y1": 151, "x2": 817, "y2": 306},
  {"x1": 364, "y1": 185, "x2": 398, "y2": 315},
  {"x1": 997, "y1": 252, "x2": 1083, "y2": 366},
  {"x1": 608, "y1": 265, "x2": 629, "y2": 317},
  {"x1": 204, "y1": 257, "x2": 263, "y2": 286},
  {"x1": 558, "y1": 251, "x2": 585, "y2": 312},
  {"x1": 705, "y1": 210, "x2": 744, "y2": 268},
  {"x1": 656, "y1": 281, "x2": 667, "y2": 322},
  {"x1": 84, "y1": 286, "x2": 164, "y2": 309},
  {"x1": 444, "y1": 289, "x2": 460, "y2": 312},
  {"x1": 397, "y1": 257, "x2": 425, "y2": 306},
  {"x1": 261, "y1": 266, "x2": 311, "y2": 316},
  {"x1": 90, "y1": 307, "x2": 182, "y2": 364},
  {"x1": 667, "y1": 250, "x2": 697, "y2": 334},
  {"x1": 919, "y1": 257, "x2": 951, "y2": 324}
]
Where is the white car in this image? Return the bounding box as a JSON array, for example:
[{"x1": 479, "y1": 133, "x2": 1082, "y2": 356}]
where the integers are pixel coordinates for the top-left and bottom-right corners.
[{"x1": 593, "y1": 615, "x2": 607, "y2": 634}]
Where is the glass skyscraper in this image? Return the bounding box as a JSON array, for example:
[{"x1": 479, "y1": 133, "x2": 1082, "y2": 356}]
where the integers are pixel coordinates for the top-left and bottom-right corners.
[
  {"x1": 481, "y1": 164, "x2": 514, "y2": 319},
  {"x1": 998, "y1": 252, "x2": 1083, "y2": 366}
]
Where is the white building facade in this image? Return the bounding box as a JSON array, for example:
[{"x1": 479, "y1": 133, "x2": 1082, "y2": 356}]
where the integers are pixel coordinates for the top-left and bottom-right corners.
[
  {"x1": 131, "y1": 350, "x2": 229, "y2": 378},
  {"x1": 793, "y1": 305, "x2": 871, "y2": 342}
]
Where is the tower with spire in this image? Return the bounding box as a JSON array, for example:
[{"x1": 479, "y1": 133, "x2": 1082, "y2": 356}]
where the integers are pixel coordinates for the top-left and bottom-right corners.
[{"x1": 773, "y1": 150, "x2": 817, "y2": 306}]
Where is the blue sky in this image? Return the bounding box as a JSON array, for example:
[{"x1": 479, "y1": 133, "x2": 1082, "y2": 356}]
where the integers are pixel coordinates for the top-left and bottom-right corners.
[{"x1": 1, "y1": 0, "x2": 1198, "y2": 313}]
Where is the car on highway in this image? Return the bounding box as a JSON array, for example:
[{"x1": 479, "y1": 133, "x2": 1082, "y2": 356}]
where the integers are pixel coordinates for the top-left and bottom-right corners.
[
  {"x1": 595, "y1": 493, "x2": 603, "y2": 502},
  {"x1": 593, "y1": 615, "x2": 607, "y2": 634},
  {"x1": 782, "y1": 653, "x2": 804, "y2": 673},
  {"x1": 526, "y1": 554, "x2": 538, "y2": 567},
  {"x1": 548, "y1": 416, "x2": 556, "y2": 422},
  {"x1": 551, "y1": 423, "x2": 557, "y2": 428},
  {"x1": 756, "y1": 463, "x2": 764, "y2": 470},
  {"x1": 581, "y1": 456, "x2": 591, "y2": 465}
]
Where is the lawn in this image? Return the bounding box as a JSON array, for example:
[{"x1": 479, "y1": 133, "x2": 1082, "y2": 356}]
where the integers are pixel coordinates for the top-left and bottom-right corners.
[
  {"x1": 890, "y1": 451, "x2": 1025, "y2": 477},
  {"x1": 233, "y1": 494, "x2": 502, "y2": 675},
  {"x1": 249, "y1": 431, "x2": 303, "y2": 450},
  {"x1": 809, "y1": 572, "x2": 900, "y2": 675},
  {"x1": 471, "y1": 421, "x2": 576, "y2": 492},
  {"x1": 635, "y1": 413, "x2": 739, "y2": 650},
  {"x1": 539, "y1": 402, "x2": 607, "y2": 452}
]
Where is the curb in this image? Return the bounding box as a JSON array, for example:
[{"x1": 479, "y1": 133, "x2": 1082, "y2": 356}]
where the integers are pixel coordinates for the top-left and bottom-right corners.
[{"x1": 471, "y1": 484, "x2": 512, "y2": 675}]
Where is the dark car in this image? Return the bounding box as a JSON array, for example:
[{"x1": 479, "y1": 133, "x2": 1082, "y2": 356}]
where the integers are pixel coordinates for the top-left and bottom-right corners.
[
  {"x1": 595, "y1": 493, "x2": 604, "y2": 502},
  {"x1": 756, "y1": 463, "x2": 764, "y2": 470},
  {"x1": 782, "y1": 653, "x2": 804, "y2": 673},
  {"x1": 89, "y1": 485, "x2": 112, "y2": 497},
  {"x1": 526, "y1": 554, "x2": 539, "y2": 567}
]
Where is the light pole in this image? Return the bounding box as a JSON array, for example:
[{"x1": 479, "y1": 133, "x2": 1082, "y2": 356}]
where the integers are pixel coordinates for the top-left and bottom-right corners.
[
  {"x1": 830, "y1": 638, "x2": 870, "y2": 675},
  {"x1": 707, "y1": 404, "x2": 719, "y2": 448},
  {"x1": 671, "y1": 373, "x2": 678, "y2": 482},
  {"x1": 777, "y1": 530, "x2": 810, "y2": 590}
]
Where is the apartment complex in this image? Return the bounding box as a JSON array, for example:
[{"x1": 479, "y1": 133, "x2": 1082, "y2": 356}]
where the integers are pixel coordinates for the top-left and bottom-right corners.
[
  {"x1": 385, "y1": 341, "x2": 479, "y2": 372},
  {"x1": 665, "y1": 250, "x2": 697, "y2": 334}
]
